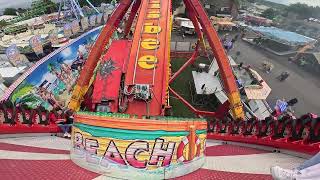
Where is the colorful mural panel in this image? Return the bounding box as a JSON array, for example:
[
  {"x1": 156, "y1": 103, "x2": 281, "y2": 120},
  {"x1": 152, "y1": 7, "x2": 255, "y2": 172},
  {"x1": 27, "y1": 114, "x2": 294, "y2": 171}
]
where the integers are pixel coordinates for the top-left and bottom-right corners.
[
  {"x1": 8, "y1": 27, "x2": 102, "y2": 110},
  {"x1": 71, "y1": 113, "x2": 207, "y2": 179}
]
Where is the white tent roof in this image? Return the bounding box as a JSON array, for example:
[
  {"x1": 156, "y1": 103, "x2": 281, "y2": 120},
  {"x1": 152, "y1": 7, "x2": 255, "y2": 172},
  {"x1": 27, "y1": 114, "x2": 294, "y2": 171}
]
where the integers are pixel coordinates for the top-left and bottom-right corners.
[
  {"x1": 181, "y1": 20, "x2": 202, "y2": 29},
  {"x1": 0, "y1": 66, "x2": 26, "y2": 78}
]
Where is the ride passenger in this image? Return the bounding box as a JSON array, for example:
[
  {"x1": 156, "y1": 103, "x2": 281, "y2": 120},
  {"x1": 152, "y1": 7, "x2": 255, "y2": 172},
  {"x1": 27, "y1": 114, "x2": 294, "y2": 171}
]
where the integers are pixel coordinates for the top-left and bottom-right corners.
[
  {"x1": 56, "y1": 110, "x2": 74, "y2": 138},
  {"x1": 271, "y1": 151, "x2": 320, "y2": 180},
  {"x1": 272, "y1": 98, "x2": 298, "y2": 118}
]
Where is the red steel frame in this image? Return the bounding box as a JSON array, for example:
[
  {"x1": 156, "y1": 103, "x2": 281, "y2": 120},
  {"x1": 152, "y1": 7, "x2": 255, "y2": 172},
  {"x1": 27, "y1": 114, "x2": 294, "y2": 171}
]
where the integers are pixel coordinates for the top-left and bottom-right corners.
[
  {"x1": 169, "y1": 0, "x2": 245, "y2": 120},
  {"x1": 68, "y1": 0, "x2": 244, "y2": 119},
  {"x1": 69, "y1": 0, "x2": 132, "y2": 111},
  {"x1": 1, "y1": 0, "x2": 319, "y2": 160},
  {"x1": 168, "y1": 0, "x2": 243, "y2": 119},
  {"x1": 123, "y1": 0, "x2": 141, "y2": 38},
  {"x1": 123, "y1": 0, "x2": 172, "y2": 116}
]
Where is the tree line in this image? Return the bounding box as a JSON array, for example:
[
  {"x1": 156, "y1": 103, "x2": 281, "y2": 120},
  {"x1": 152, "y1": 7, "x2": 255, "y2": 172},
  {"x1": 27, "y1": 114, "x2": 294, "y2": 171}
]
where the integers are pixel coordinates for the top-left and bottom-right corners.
[
  {"x1": 284, "y1": 3, "x2": 320, "y2": 19},
  {"x1": 261, "y1": 3, "x2": 320, "y2": 20}
]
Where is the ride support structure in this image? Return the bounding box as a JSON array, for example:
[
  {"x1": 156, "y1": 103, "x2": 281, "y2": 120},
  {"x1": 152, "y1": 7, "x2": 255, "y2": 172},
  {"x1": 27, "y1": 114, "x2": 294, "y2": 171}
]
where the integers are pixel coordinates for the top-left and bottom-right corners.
[
  {"x1": 68, "y1": 0, "x2": 132, "y2": 111},
  {"x1": 0, "y1": 0, "x2": 319, "y2": 179},
  {"x1": 123, "y1": 0, "x2": 172, "y2": 116},
  {"x1": 169, "y1": 0, "x2": 245, "y2": 120}
]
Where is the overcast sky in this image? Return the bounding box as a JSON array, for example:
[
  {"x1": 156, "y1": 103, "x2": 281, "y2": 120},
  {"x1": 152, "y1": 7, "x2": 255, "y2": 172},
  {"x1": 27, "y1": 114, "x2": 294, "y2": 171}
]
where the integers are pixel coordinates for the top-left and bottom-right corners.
[{"x1": 0, "y1": 0, "x2": 58, "y2": 14}]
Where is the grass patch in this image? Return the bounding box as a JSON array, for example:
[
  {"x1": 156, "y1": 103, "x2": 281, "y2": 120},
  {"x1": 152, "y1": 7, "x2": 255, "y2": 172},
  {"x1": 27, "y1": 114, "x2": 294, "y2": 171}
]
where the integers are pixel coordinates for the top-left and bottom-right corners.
[{"x1": 169, "y1": 56, "x2": 218, "y2": 117}]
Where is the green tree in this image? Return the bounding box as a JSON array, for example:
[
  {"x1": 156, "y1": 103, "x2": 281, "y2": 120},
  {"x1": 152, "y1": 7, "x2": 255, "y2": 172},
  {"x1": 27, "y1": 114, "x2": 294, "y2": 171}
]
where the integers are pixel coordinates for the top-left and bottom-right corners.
[
  {"x1": 261, "y1": 8, "x2": 277, "y2": 19},
  {"x1": 0, "y1": 20, "x2": 9, "y2": 29},
  {"x1": 43, "y1": 0, "x2": 58, "y2": 13},
  {"x1": 172, "y1": 0, "x2": 183, "y2": 10},
  {"x1": 3, "y1": 8, "x2": 17, "y2": 15},
  {"x1": 17, "y1": 8, "x2": 27, "y2": 13},
  {"x1": 286, "y1": 3, "x2": 313, "y2": 19},
  {"x1": 247, "y1": 0, "x2": 255, "y2": 3}
]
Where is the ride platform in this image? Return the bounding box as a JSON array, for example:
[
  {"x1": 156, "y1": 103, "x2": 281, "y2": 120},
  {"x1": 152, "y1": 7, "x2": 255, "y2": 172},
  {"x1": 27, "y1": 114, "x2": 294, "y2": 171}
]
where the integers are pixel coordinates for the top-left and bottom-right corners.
[{"x1": 0, "y1": 135, "x2": 306, "y2": 180}]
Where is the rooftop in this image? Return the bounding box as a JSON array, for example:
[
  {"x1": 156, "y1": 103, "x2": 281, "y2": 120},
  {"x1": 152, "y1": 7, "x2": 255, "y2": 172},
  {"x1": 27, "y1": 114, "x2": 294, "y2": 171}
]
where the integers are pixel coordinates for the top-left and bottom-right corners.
[
  {"x1": 249, "y1": 26, "x2": 317, "y2": 46},
  {"x1": 0, "y1": 15, "x2": 16, "y2": 21}
]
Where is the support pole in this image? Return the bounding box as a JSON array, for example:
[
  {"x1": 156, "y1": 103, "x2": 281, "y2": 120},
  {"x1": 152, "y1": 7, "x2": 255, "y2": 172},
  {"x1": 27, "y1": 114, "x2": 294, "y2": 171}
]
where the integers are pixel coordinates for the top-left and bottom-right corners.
[
  {"x1": 183, "y1": 0, "x2": 244, "y2": 120},
  {"x1": 188, "y1": 125, "x2": 196, "y2": 161},
  {"x1": 123, "y1": 0, "x2": 141, "y2": 38},
  {"x1": 184, "y1": 0, "x2": 207, "y2": 56},
  {"x1": 169, "y1": 41, "x2": 199, "y2": 83},
  {"x1": 169, "y1": 87, "x2": 216, "y2": 117},
  {"x1": 70, "y1": 0, "x2": 79, "y2": 20},
  {"x1": 72, "y1": 0, "x2": 84, "y2": 17}
]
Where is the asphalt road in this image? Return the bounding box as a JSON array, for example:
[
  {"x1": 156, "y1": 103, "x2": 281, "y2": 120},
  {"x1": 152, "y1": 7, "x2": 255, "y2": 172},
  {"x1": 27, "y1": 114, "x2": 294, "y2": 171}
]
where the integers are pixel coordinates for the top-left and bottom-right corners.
[{"x1": 229, "y1": 40, "x2": 320, "y2": 116}]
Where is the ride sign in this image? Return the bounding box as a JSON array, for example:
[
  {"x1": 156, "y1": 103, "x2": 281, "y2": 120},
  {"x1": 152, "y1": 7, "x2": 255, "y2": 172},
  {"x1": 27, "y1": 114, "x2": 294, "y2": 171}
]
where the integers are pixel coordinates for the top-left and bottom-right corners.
[
  {"x1": 71, "y1": 120, "x2": 207, "y2": 179},
  {"x1": 81, "y1": 17, "x2": 89, "y2": 30},
  {"x1": 5, "y1": 45, "x2": 27, "y2": 66},
  {"x1": 71, "y1": 20, "x2": 80, "y2": 34},
  {"x1": 29, "y1": 35, "x2": 43, "y2": 55},
  {"x1": 89, "y1": 15, "x2": 97, "y2": 27},
  {"x1": 48, "y1": 29, "x2": 59, "y2": 46},
  {"x1": 96, "y1": 13, "x2": 103, "y2": 24},
  {"x1": 64, "y1": 23, "x2": 73, "y2": 38}
]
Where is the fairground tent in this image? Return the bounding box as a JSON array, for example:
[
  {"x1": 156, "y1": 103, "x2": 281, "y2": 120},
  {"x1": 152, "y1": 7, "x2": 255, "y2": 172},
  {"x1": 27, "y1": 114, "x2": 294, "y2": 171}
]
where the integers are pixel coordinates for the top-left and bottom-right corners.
[{"x1": 249, "y1": 26, "x2": 316, "y2": 46}]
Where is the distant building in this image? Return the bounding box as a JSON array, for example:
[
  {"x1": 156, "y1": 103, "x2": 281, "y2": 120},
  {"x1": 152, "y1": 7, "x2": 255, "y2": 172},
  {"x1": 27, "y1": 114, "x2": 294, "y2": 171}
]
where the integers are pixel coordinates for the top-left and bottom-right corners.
[
  {"x1": 0, "y1": 15, "x2": 16, "y2": 22},
  {"x1": 201, "y1": 0, "x2": 239, "y2": 18},
  {"x1": 244, "y1": 14, "x2": 273, "y2": 26},
  {"x1": 253, "y1": 4, "x2": 269, "y2": 15}
]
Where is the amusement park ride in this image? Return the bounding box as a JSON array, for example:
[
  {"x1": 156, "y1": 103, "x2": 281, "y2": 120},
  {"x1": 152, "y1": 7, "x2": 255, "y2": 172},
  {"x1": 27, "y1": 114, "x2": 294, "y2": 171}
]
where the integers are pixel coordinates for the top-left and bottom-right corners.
[
  {"x1": 57, "y1": 0, "x2": 100, "y2": 20},
  {"x1": 0, "y1": 0, "x2": 319, "y2": 179},
  {"x1": 68, "y1": 0, "x2": 244, "y2": 119}
]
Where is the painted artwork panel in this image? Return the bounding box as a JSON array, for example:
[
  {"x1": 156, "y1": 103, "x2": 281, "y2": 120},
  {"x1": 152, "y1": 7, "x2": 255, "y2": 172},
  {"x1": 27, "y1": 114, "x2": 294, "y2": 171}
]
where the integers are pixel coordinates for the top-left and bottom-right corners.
[{"x1": 9, "y1": 27, "x2": 102, "y2": 110}]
